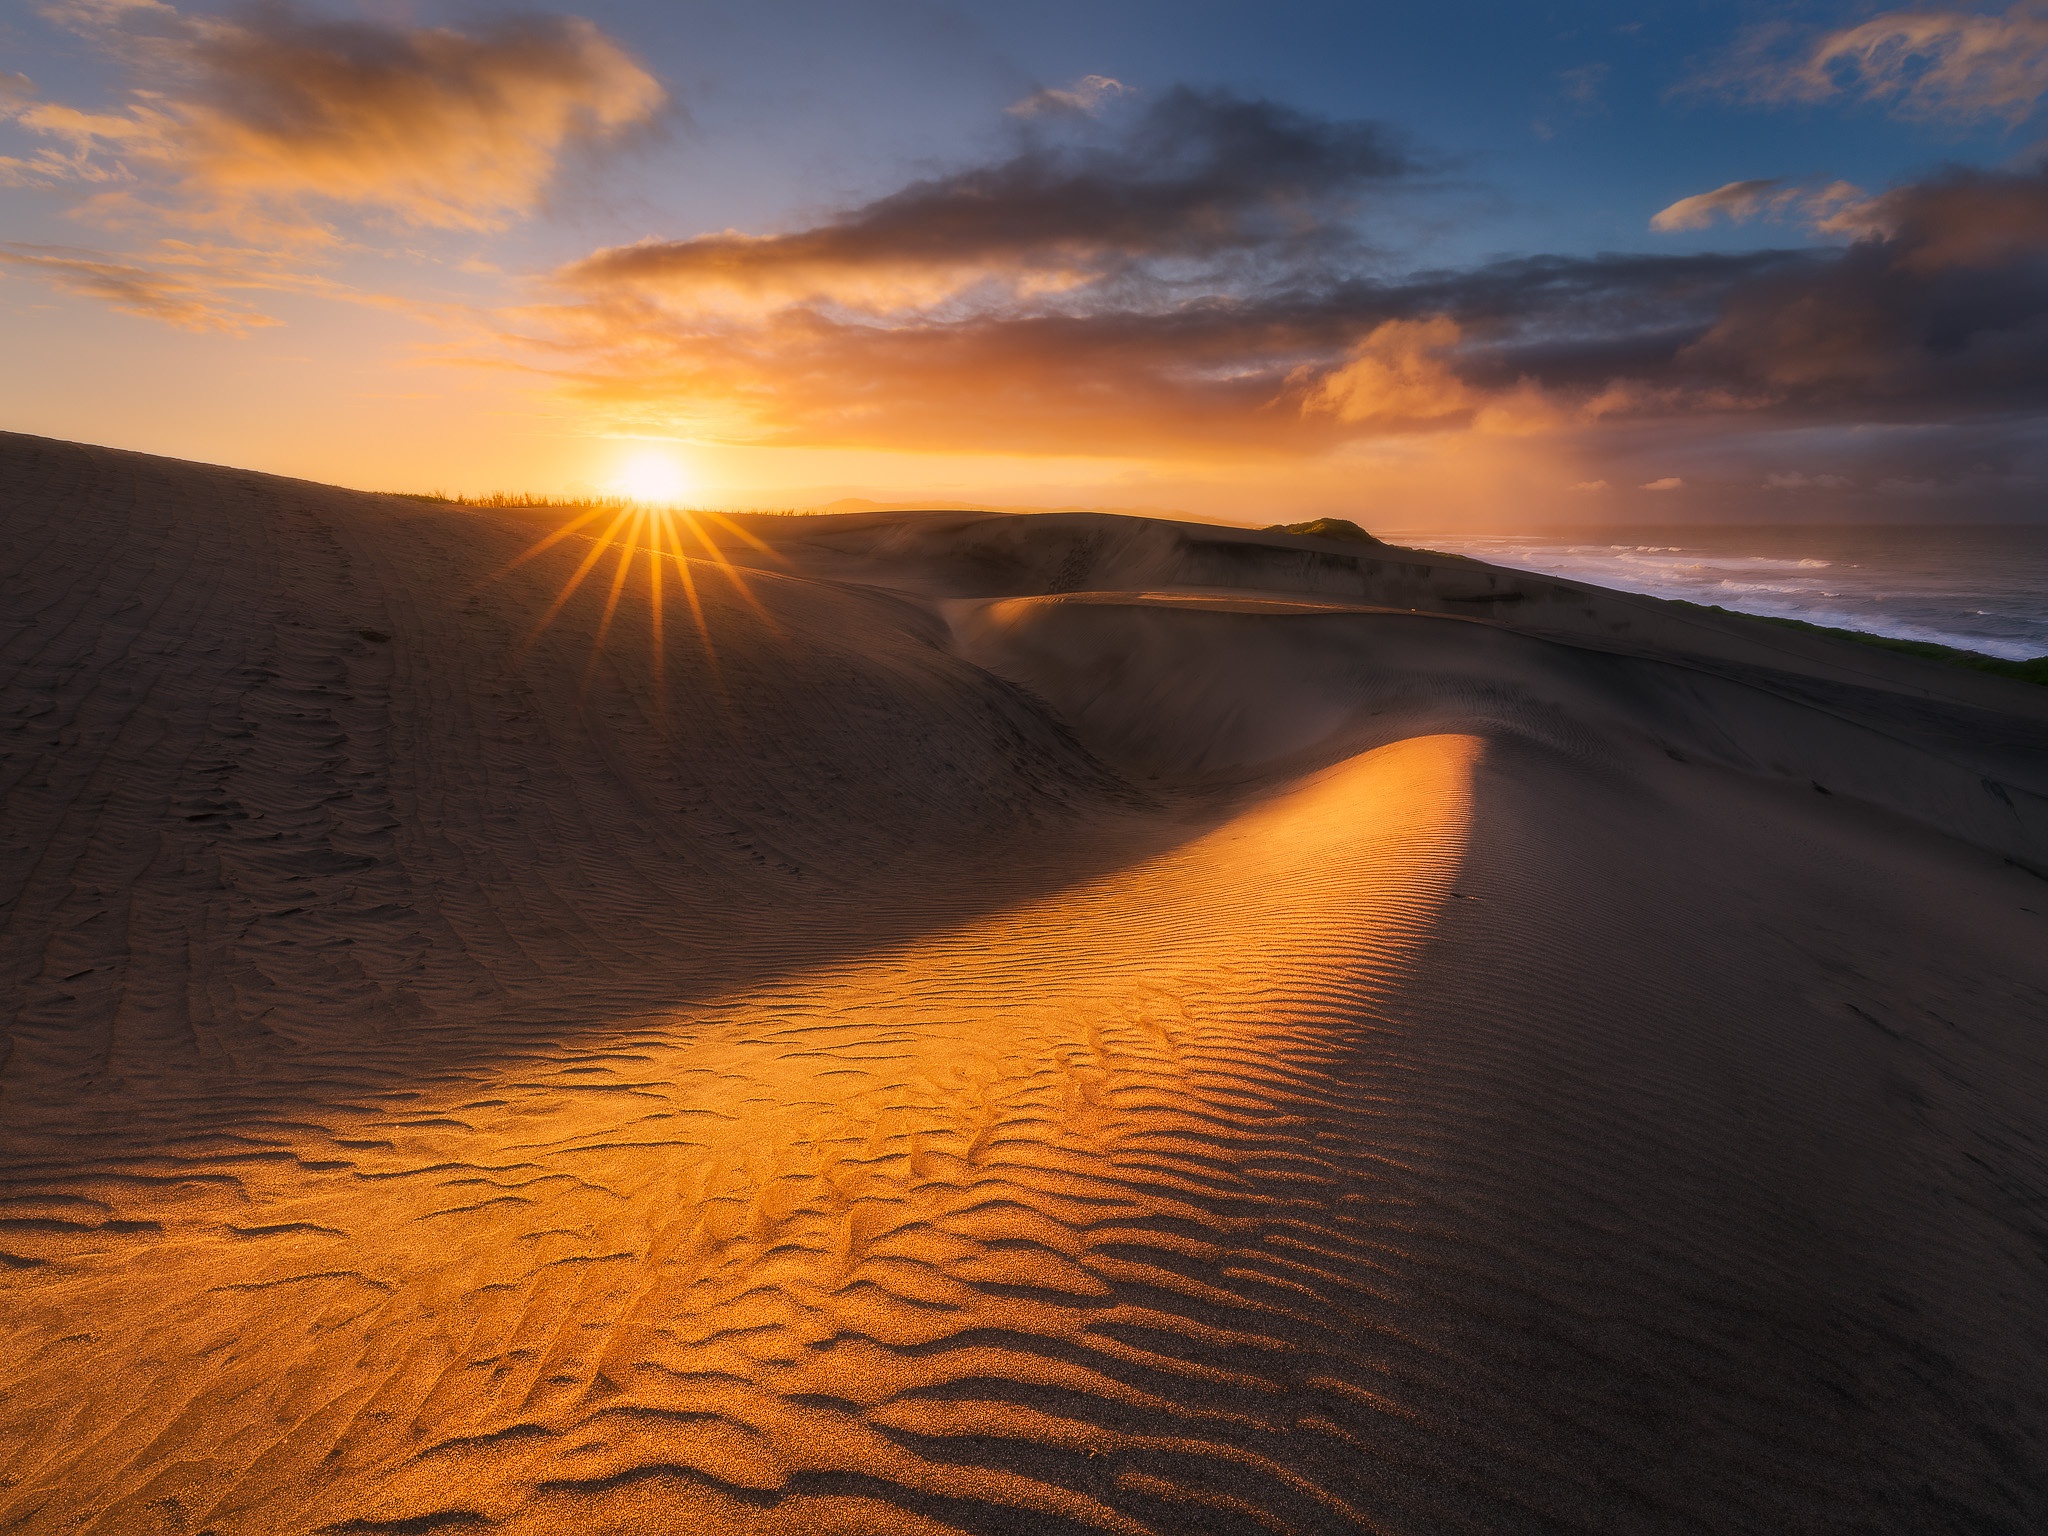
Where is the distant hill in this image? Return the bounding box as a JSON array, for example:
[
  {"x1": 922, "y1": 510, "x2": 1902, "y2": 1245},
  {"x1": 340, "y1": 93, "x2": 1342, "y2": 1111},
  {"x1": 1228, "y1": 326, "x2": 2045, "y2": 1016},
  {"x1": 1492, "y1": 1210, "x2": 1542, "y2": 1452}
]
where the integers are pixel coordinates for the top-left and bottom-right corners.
[{"x1": 1262, "y1": 517, "x2": 1385, "y2": 546}]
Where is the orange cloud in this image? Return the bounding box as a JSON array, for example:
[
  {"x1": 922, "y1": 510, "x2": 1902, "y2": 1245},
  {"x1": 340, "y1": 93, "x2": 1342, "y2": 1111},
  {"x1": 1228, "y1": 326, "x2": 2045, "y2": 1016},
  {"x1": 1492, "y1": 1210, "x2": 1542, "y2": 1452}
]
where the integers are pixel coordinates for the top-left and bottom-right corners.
[
  {"x1": 9, "y1": 1, "x2": 662, "y2": 233},
  {"x1": 525, "y1": 89, "x2": 1442, "y2": 454},
  {"x1": 530, "y1": 138, "x2": 2048, "y2": 459},
  {"x1": 1301, "y1": 317, "x2": 1477, "y2": 426},
  {"x1": 1704, "y1": 3, "x2": 2048, "y2": 124},
  {"x1": 1797, "y1": 3, "x2": 2048, "y2": 122},
  {"x1": 0, "y1": 242, "x2": 276, "y2": 330},
  {"x1": 523, "y1": 302, "x2": 1354, "y2": 457},
  {"x1": 550, "y1": 91, "x2": 2030, "y2": 460},
  {"x1": 0, "y1": 234, "x2": 460, "y2": 332},
  {"x1": 559, "y1": 230, "x2": 1064, "y2": 318},
  {"x1": 1298, "y1": 318, "x2": 1561, "y2": 435},
  {"x1": 1650, "y1": 178, "x2": 1860, "y2": 233}
]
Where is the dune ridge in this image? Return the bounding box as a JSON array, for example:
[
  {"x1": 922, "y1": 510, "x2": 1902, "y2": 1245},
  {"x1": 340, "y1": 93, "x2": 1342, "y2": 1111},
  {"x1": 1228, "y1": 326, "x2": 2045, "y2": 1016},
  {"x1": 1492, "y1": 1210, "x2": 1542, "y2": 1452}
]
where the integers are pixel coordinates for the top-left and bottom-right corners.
[{"x1": 2, "y1": 432, "x2": 2046, "y2": 1534}]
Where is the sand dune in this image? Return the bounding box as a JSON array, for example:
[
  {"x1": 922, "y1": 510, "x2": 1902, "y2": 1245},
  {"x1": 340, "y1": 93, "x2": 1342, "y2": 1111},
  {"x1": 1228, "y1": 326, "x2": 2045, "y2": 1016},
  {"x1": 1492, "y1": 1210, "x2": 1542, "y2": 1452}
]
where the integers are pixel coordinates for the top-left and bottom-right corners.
[{"x1": 3, "y1": 432, "x2": 2047, "y2": 1534}]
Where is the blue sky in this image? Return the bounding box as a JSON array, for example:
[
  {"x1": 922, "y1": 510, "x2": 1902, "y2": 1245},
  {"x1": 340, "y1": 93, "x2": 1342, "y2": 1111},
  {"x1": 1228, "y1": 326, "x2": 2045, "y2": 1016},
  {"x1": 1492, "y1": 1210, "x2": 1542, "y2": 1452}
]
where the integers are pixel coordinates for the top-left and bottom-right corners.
[{"x1": 501, "y1": 0, "x2": 2039, "y2": 259}]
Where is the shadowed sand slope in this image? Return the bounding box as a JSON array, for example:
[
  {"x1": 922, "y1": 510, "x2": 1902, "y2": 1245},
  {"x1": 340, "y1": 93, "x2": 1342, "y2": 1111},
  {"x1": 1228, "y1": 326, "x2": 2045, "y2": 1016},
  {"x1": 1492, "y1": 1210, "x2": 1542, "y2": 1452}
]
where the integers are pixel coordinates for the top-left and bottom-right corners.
[{"x1": 2, "y1": 433, "x2": 2047, "y2": 1535}]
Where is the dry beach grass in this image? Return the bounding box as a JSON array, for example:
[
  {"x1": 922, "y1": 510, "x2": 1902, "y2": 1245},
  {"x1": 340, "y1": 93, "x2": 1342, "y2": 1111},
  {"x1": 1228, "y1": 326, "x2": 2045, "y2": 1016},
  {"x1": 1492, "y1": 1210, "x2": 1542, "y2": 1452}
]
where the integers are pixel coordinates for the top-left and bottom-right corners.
[{"x1": 2, "y1": 432, "x2": 2046, "y2": 1533}]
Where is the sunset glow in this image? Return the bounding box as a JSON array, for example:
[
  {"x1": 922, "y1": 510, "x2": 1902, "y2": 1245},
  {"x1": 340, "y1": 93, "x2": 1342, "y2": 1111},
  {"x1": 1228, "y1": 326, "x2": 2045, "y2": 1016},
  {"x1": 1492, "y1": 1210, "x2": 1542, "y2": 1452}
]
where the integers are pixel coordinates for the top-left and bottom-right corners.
[
  {"x1": 610, "y1": 448, "x2": 694, "y2": 507},
  {"x1": 11, "y1": 2, "x2": 2048, "y2": 523}
]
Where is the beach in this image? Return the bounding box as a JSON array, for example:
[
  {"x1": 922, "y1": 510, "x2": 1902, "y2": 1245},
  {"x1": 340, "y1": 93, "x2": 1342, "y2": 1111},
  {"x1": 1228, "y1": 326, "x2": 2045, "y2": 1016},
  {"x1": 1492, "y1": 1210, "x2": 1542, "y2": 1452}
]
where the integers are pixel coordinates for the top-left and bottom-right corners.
[{"x1": 1408, "y1": 525, "x2": 2048, "y2": 662}]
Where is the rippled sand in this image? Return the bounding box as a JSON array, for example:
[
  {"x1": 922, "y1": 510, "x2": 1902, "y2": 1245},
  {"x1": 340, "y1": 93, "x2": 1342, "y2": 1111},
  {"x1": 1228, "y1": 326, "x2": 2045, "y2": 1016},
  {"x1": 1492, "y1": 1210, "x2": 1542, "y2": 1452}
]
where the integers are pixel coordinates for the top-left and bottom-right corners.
[{"x1": 3, "y1": 433, "x2": 2047, "y2": 1534}]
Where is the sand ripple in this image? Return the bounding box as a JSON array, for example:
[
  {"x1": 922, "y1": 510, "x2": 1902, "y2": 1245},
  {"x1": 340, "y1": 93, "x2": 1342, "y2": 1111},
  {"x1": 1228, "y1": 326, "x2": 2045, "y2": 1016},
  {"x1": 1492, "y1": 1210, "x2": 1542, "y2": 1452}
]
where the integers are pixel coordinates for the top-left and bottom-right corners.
[{"x1": 3, "y1": 436, "x2": 2047, "y2": 1533}]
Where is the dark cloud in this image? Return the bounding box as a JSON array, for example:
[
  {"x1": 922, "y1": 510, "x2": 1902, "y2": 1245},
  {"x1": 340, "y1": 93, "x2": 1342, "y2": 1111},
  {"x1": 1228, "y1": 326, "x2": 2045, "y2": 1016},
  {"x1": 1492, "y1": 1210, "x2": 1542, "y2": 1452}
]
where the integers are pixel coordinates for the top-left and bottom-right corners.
[
  {"x1": 533, "y1": 93, "x2": 2048, "y2": 461},
  {"x1": 1668, "y1": 167, "x2": 2048, "y2": 415},
  {"x1": 1836, "y1": 165, "x2": 2048, "y2": 273},
  {"x1": 561, "y1": 87, "x2": 1418, "y2": 310}
]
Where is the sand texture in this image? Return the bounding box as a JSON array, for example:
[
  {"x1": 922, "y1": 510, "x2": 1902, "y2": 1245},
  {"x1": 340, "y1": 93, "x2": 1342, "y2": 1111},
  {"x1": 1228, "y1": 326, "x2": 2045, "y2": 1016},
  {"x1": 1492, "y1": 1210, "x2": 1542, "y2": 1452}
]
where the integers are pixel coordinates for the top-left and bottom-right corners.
[{"x1": 3, "y1": 431, "x2": 2048, "y2": 1534}]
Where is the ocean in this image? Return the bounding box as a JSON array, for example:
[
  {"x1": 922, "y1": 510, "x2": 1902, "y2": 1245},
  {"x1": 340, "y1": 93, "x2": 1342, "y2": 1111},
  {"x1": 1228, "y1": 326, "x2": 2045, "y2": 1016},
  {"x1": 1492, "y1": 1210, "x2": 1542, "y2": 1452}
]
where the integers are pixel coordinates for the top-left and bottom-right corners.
[{"x1": 1396, "y1": 525, "x2": 2048, "y2": 662}]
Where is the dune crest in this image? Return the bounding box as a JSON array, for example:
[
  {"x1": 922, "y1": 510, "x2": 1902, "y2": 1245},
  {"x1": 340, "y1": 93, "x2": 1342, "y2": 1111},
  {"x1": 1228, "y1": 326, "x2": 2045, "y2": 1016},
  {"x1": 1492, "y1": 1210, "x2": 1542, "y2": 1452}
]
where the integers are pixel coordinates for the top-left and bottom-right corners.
[{"x1": 3, "y1": 433, "x2": 2046, "y2": 1534}]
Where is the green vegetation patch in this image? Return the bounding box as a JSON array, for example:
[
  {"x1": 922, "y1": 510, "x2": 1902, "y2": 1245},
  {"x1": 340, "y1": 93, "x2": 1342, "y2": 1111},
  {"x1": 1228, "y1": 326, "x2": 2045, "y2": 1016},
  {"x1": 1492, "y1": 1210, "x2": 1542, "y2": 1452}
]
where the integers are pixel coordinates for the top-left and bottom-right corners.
[
  {"x1": 1263, "y1": 518, "x2": 1384, "y2": 546},
  {"x1": 389, "y1": 491, "x2": 810, "y2": 514},
  {"x1": 388, "y1": 490, "x2": 640, "y2": 509},
  {"x1": 1676, "y1": 601, "x2": 2048, "y2": 686}
]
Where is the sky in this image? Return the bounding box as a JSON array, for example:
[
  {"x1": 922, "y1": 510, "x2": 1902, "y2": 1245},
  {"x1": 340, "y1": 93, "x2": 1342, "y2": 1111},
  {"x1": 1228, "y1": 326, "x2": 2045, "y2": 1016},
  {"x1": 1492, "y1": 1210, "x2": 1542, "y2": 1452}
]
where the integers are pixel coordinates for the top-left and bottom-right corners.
[{"x1": 7, "y1": 0, "x2": 2048, "y2": 526}]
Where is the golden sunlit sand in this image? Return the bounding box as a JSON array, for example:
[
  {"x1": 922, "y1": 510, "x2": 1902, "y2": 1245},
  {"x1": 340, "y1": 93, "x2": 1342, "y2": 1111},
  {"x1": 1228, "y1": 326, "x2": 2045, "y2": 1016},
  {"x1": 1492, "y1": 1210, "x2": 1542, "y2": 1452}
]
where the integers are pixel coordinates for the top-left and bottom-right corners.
[{"x1": 3, "y1": 432, "x2": 2047, "y2": 1534}]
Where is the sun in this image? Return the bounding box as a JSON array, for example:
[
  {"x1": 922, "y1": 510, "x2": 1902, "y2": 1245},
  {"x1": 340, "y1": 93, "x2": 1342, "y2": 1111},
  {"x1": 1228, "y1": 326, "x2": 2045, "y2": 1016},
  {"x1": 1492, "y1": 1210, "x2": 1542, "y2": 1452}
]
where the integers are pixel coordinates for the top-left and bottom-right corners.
[
  {"x1": 612, "y1": 447, "x2": 693, "y2": 505},
  {"x1": 496, "y1": 449, "x2": 783, "y2": 724}
]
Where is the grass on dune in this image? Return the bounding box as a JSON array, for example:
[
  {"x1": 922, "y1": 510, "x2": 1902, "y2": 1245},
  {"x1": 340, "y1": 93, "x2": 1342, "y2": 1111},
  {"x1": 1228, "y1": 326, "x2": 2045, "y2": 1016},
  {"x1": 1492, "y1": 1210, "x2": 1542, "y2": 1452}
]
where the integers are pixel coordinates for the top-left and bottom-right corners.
[
  {"x1": 389, "y1": 490, "x2": 633, "y2": 509},
  {"x1": 1263, "y1": 517, "x2": 1386, "y2": 546},
  {"x1": 387, "y1": 491, "x2": 820, "y2": 516},
  {"x1": 1677, "y1": 601, "x2": 2048, "y2": 686}
]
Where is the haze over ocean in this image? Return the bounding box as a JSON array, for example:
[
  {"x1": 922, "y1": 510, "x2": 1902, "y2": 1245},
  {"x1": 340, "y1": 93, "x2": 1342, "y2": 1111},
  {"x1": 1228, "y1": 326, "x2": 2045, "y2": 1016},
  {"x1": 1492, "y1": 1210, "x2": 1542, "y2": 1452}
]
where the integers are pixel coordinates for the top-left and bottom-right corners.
[{"x1": 1408, "y1": 526, "x2": 2048, "y2": 661}]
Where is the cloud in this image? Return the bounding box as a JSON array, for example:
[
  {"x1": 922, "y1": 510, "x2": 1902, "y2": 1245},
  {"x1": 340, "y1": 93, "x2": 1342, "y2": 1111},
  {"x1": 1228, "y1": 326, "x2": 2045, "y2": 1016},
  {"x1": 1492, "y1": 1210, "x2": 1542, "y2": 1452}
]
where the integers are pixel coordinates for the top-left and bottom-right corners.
[
  {"x1": 529, "y1": 90, "x2": 1475, "y2": 452},
  {"x1": 1651, "y1": 179, "x2": 1785, "y2": 232},
  {"x1": 0, "y1": 242, "x2": 276, "y2": 330},
  {"x1": 490, "y1": 91, "x2": 2048, "y2": 468},
  {"x1": 7, "y1": 1, "x2": 663, "y2": 232},
  {"x1": 1301, "y1": 316, "x2": 1478, "y2": 426},
  {"x1": 526, "y1": 144, "x2": 1792, "y2": 455},
  {"x1": 1664, "y1": 162, "x2": 2048, "y2": 408},
  {"x1": 1010, "y1": 75, "x2": 1132, "y2": 117},
  {"x1": 1809, "y1": 166, "x2": 2048, "y2": 270},
  {"x1": 1567, "y1": 479, "x2": 1610, "y2": 490},
  {"x1": 1650, "y1": 178, "x2": 1859, "y2": 233},
  {"x1": 1484, "y1": 161, "x2": 2048, "y2": 429},
  {"x1": 534, "y1": 247, "x2": 1743, "y2": 453},
  {"x1": 530, "y1": 155, "x2": 2048, "y2": 456},
  {"x1": 558, "y1": 86, "x2": 1415, "y2": 318},
  {"x1": 0, "y1": 234, "x2": 462, "y2": 332},
  {"x1": 1640, "y1": 476, "x2": 1684, "y2": 490},
  {"x1": 1704, "y1": 3, "x2": 2048, "y2": 124},
  {"x1": 1301, "y1": 316, "x2": 1563, "y2": 434},
  {"x1": 1558, "y1": 63, "x2": 1609, "y2": 108},
  {"x1": 1764, "y1": 471, "x2": 1853, "y2": 488}
]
